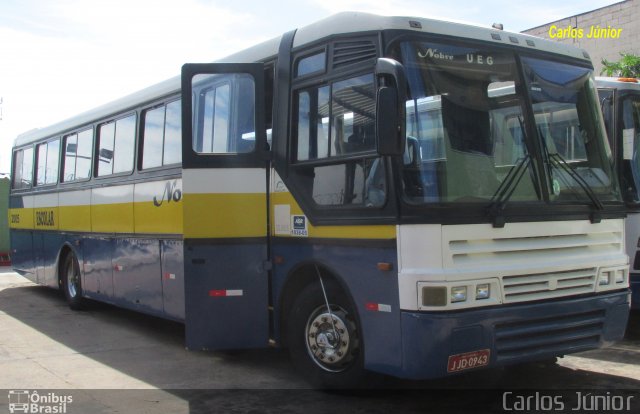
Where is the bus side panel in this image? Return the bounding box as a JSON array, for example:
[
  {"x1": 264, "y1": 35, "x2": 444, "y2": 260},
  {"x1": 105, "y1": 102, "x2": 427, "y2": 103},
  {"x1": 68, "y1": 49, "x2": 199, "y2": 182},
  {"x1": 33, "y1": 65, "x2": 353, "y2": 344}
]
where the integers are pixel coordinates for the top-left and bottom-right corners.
[
  {"x1": 112, "y1": 238, "x2": 163, "y2": 315},
  {"x1": 161, "y1": 239, "x2": 185, "y2": 321},
  {"x1": 184, "y1": 242, "x2": 269, "y2": 350},
  {"x1": 272, "y1": 240, "x2": 403, "y2": 374},
  {"x1": 10, "y1": 230, "x2": 35, "y2": 278},
  {"x1": 82, "y1": 237, "x2": 114, "y2": 300},
  {"x1": 34, "y1": 232, "x2": 64, "y2": 288},
  {"x1": 9, "y1": 195, "x2": 35, "y2": 277}
]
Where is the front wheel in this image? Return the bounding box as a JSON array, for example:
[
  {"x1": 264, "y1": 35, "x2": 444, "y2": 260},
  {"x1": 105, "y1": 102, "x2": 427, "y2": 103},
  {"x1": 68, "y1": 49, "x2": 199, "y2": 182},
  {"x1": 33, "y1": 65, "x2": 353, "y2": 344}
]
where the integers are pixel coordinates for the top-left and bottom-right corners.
[
  {"x1": 62, "y1": 253, "x2": 85, "y2": 310},
  {"x1": 287, "y1": 281, "x2": 368, "y2": 388}
]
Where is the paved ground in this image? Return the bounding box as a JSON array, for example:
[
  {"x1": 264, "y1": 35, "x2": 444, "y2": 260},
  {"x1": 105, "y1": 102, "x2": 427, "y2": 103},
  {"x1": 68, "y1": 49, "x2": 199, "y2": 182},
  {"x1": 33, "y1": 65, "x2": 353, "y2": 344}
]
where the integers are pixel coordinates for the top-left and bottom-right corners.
[{"x1": 0, "y1": 267, "x2": 638, "y2": 413}]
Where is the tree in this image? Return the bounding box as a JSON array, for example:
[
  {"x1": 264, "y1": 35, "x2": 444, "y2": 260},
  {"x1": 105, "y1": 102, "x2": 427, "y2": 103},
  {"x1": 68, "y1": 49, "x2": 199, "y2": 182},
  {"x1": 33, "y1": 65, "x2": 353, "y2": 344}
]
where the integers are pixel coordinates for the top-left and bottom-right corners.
[{"x1": 600, "y1": 53, "x2": 640, "y2": 78}]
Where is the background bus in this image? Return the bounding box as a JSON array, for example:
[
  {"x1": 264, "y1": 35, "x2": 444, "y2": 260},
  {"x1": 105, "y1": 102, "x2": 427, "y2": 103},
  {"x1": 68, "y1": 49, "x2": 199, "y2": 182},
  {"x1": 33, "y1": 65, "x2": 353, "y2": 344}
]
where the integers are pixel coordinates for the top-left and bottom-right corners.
[
  {"x1": 9, "y1": 12, "x2": 630, "y2": 388},
  {"x1": 597, "y1": 77, "x2": 640, "y2": 310},
  {"x1": 0, "y1": 175, "x2": 10, "y2": 266}
]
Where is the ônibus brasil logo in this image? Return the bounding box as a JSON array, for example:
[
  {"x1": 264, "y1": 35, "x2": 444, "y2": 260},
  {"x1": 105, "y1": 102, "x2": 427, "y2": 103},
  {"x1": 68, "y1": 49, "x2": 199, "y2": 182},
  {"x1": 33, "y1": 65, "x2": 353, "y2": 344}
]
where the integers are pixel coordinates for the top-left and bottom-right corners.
[{"x1": 7, "y1": 390, "x2": 72, "y2": 414}]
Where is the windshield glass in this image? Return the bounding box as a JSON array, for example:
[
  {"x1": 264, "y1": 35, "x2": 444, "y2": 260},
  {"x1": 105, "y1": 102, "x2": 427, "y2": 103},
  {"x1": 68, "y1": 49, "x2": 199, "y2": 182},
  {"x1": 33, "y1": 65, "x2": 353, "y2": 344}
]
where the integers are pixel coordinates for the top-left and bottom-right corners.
[
  {"x1": 521, "y1": 57, "x2": 619, "y2": 203},
  {"x1": 620, "y1": 95, "x2": 640, "y2": 203},
  {"x1": 393, "y1": 39, "x2": 620, "y2": 206}
]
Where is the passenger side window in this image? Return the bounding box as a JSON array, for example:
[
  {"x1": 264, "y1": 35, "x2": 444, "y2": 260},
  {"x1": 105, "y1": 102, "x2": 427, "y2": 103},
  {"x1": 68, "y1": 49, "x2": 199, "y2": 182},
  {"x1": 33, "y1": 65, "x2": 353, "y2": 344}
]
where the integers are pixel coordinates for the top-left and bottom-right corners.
[
  {"x1": 63, "y1": 128, "x2": 93, "y2": 182},
  {"x1": 193, "y1": 74, "x2": 256, "y2": 154},
  {"x1": 295, "y1": 74, "x2": 376, "y2": 160},
  {"x1": 35, "y1": 139, "x2": 60, "y2": 186},
  {"x1": 97, "y1": 114, "x2": 136, "y2": 176},
  {"x1": 296, "y1": 51, "x2": 326, "y2": 78},
  {"x1": 12, "y1": 147, "x2": 34, "y2": 189},
  {"x1": 296, "y1": 86, "x2": 330, "y2": 161},
  {"x1": 142, "y1": 99, "x2": 182, "y2": 169}
]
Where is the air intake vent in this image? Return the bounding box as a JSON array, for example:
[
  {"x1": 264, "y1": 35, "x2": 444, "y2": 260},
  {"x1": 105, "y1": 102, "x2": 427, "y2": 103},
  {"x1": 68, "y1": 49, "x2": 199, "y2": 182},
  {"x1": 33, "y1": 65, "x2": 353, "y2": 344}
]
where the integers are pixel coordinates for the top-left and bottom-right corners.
[
  {"x1": 502, "y1": 268, "x2": 597, "y2": 303},
  {"x1": 494, "y1": 310, "x2": 605, "y2": 361},
  {"x1": 332, "y1": 41, "x2": 377, "y2": 69}
]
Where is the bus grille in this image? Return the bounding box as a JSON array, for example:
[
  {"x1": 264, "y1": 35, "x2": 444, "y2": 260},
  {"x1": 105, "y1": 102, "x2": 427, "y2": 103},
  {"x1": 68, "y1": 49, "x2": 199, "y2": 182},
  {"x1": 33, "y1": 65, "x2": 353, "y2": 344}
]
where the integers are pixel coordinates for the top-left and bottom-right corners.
[
  {"x1": 494, "y1": 310, "x2": 604, "y2": 362},
  {"x1": 448, "y1": 232, "x2": 623, "y2": 267},
  {"x1": 502, "y1": 268, "x2": 597, "y2": 303},
  {"x1": 443, "y1": 224, "x2": 624, "y2": 302}
]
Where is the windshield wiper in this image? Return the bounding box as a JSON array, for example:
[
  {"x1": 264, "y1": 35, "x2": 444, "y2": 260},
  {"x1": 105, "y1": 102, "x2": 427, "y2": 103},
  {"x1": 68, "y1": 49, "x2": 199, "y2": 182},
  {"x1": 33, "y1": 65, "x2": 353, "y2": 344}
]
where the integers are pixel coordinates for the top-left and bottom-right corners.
[
  {"x1": 487, "y1": 116, "x2": 533, "y2": 228},
  {"x1": 537, "y1": 123, "x2": 604, "y2": 217},
  {"x1": 488, "y1": 154, "x2": 532, "y2": 227},
  {"x1": 547, "y1": 151, "x2": 604, "y2": 211}
]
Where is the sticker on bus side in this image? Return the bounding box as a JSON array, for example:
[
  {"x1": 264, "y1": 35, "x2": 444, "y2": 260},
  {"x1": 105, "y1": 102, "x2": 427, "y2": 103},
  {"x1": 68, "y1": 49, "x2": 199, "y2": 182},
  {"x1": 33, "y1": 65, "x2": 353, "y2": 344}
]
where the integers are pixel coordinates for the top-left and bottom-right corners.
[
  {"x1": 447, "y1": 349, "x2": 490, "y2": 373},
  {"x1": 291, "y1": 215, "x2": 308, "y2": 237}
]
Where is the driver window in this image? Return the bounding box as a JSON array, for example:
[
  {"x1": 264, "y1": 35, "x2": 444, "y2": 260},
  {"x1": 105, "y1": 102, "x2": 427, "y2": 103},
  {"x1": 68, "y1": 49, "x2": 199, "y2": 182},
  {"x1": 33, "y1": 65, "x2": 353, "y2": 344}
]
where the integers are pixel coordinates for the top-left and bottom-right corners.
[{"x1": 293, "y1": 73, "x2": 385, "y2": 208}]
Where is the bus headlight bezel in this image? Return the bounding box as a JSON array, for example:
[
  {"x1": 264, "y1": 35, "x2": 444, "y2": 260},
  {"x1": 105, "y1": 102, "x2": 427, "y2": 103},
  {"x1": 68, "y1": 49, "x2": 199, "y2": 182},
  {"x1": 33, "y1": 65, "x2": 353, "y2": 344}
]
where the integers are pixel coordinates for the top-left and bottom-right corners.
[
  {"x1": 418, "y1": 279, "x2": 502, "y2": 311},
  {"x1": 596, "y1": 266, "x2": 628, "y2": 292}
]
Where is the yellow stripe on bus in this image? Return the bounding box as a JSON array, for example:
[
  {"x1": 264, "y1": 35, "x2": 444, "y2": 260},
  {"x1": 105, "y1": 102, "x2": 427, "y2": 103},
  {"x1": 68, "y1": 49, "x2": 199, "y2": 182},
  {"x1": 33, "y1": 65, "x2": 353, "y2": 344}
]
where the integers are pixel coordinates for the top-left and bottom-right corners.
[
  {"x1": 182, "y1": 193, "x2": 266, "y2": 239},
  {"x1": 309, "y1": 224, "x2": 396, "y2": 239},
  {"x1": 91, "y1": 202, "x2": 134, "y2": 233},
  {"x1": 10, "y1": 192, "x2": 395, "y2": 240},
  {"x1": 8, "y1": 208, "x2": 34, "y2": 229},
  {"x1": 135, "y1": 200, "x2": 183, "y2": 234},
  {"x1": 270, "y1": 192, "x2": 396, "y2": 240},
  {"x1": 10, "y1": 201, "x2": 184, "y2": 235},
  {"x1": 59, "y1": 205, "x2": 91, "y2": 232},
  {"x1": 34, "y1": 207, "x2": 59, "y2": 230}
]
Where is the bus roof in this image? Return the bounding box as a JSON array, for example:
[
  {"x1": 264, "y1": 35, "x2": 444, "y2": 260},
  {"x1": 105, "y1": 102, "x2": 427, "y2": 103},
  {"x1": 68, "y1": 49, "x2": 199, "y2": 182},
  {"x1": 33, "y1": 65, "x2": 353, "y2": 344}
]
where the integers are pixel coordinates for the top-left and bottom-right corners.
[
  {"x1": 14, "y1": 11, "x2": 592, "y2": 148},
  {"x1": 596, "y1": 76, "x2": 640, "y2": 91}
]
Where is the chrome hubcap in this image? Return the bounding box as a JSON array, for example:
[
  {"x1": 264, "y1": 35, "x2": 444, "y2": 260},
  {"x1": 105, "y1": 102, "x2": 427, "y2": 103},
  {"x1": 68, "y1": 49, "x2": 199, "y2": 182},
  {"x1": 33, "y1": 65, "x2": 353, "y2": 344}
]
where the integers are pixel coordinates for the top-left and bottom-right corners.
[
  {"x1": 305, "y1": 306, "x2": 356, "y2": 372},
  {"x1": 67, "y1": 262, "x2": 78, "y2": 298}
]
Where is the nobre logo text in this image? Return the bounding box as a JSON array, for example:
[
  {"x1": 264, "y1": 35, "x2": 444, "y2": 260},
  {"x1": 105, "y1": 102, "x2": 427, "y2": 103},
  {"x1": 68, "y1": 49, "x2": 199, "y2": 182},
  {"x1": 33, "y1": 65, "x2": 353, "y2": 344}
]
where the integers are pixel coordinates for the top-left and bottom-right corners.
[{"x1": 418, "y1": 48, "x2": 454, "y2": 60}]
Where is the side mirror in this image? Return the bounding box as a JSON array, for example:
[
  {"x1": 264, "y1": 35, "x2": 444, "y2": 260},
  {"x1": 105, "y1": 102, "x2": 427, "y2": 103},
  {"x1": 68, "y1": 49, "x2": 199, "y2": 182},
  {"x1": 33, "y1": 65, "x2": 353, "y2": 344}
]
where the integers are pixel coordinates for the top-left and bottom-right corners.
[
  {"x1": 376, "y1": 87, "x2": 402, "y2": 155},
  {"x1": 376, "y1": 58, "x2": 406, "y2": 156}
]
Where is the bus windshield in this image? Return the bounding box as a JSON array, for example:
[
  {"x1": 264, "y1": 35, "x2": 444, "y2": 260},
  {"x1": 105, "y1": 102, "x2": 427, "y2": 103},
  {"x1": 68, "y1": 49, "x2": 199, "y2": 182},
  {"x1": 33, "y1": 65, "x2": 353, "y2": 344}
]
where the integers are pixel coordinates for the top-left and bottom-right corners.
[
  {"x1": 393, "y1": 39, "x2": 620, "y2": 206},
  {"x1": 620, "y1": 95, "x2": 640, "y2": 203}
]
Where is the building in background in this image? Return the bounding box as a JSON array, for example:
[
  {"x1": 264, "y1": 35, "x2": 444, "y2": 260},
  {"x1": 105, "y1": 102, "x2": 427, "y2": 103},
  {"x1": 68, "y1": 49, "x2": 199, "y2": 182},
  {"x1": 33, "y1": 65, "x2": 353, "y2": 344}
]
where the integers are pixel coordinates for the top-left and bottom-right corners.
[{"x1": 522, "y1": 0, "x2": 639, "y2": 75}]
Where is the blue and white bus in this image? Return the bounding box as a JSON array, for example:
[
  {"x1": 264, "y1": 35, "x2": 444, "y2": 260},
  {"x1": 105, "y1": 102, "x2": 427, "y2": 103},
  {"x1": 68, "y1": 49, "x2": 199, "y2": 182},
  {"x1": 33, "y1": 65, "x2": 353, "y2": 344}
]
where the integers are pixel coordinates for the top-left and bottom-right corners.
[
  {"x1": 597, "y1": 77, "x2": 640, "y2": 310},
  {"x1": 10, "y1": 12, "x2": 630, "y2": 387}
]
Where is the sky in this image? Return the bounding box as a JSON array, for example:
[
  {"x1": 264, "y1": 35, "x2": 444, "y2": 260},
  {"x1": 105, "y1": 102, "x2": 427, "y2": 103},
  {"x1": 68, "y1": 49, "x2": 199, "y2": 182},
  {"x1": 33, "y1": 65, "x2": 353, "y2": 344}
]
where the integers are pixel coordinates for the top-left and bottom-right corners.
[{"x1": 0, "y1": 0, "x2": 623, "y2": 174}]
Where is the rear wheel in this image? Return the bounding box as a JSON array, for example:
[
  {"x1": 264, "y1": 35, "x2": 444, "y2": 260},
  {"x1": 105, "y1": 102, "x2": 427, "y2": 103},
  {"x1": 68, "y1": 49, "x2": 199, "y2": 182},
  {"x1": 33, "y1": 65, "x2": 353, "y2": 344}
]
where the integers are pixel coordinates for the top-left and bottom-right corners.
[
  {"x1": 287, "y1": 281, "x2": 368, "y2": 388},
  {"x1": 62, "y1": 253, "x2": 85, "y2": 310}
]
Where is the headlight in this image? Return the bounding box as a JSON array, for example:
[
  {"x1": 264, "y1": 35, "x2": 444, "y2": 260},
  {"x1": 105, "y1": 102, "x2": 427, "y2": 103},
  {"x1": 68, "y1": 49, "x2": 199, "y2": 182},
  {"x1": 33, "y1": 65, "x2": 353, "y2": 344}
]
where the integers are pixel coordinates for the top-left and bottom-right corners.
[
  {"x1": 598, "y1": 271, "x2": 611, "y2": 286},
  {"x1": 451, "y1": 286, "x2": 467, "y2": 303},
  {"x1": 476, "y1": 284, "x2": 490, "y2": 300}
]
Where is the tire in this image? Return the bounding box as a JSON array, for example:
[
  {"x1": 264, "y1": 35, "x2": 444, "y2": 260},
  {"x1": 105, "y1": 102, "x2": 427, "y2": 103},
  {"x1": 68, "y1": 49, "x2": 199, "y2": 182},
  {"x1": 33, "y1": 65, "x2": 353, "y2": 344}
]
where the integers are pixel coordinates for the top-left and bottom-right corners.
[
  {"x1": 62, "y1": 253, "x2": 85, "y2": 310},
  {"x1": 287, "y1": 280, "x2": 369, "y2": 389}
]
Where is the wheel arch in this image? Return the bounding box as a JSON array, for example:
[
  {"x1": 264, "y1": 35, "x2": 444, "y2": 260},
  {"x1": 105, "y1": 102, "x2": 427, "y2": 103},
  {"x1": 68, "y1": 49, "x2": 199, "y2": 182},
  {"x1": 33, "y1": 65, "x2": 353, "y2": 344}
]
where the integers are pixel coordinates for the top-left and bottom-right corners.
[
  {"x1": 277, "y1": 260, "x2": 360, "y2": 347},
  {"x1": 57, "y1": 242, "x2": 80, "y2": 290}
]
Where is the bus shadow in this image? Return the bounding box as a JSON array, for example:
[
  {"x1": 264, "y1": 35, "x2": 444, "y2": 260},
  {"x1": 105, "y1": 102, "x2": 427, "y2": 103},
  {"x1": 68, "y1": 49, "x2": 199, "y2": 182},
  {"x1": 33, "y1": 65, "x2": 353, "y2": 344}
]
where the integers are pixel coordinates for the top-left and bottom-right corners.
[
  {"x1": 0, "y1": 283, "x2": 639, "y2": 413},
  {"x1": 0, "y1": 284, "x2": 299, "y2": 389}
]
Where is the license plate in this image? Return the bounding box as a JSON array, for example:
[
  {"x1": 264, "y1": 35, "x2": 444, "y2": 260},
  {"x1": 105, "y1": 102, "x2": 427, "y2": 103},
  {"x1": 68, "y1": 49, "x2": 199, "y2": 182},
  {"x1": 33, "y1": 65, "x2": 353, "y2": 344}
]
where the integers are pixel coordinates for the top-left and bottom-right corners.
[{"x1": 447, "y1": 349, "x2": 491, "y2": 373}]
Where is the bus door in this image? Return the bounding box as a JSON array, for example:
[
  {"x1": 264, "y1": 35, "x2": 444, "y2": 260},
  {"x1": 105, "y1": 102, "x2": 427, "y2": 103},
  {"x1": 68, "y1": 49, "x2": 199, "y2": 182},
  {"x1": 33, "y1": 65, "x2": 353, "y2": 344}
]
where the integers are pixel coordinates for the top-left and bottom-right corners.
[{"x1": 181, "y1": 64, "x2": 270, "y2": 350}]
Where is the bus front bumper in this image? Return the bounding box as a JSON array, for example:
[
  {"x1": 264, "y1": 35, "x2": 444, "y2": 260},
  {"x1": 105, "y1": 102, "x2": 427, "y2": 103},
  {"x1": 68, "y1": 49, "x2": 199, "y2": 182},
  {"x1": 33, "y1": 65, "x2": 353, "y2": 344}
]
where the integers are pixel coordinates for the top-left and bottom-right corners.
[{"x1": 390, "y1": 290, "x2": 630, "y2": 380}]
